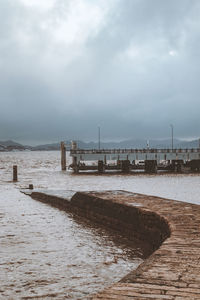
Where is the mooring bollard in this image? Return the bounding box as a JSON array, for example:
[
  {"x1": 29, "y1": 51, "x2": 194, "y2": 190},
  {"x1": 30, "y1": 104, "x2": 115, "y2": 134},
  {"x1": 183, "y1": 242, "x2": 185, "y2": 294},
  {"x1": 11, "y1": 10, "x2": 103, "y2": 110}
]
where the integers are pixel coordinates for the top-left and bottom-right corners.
[
  {"x1": 60, "y1": 141, "x2": 66, "y2": 171},
  {"x1": 13, "y1": 165, "x2": 18, "y2": 182},
  {"x1": 29, "y1": 184, "x2": 33, "y2": 190}
]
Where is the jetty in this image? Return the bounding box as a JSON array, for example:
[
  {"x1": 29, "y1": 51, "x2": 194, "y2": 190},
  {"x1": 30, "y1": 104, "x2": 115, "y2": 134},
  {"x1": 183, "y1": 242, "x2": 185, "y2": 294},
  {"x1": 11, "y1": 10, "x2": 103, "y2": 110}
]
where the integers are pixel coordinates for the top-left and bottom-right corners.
[
  {"x1": 62, "y1": 141, "x2": 200, "y2": 173},
  {"x1": 23, "y1": 189, "x2": 200, "y2": 299}
]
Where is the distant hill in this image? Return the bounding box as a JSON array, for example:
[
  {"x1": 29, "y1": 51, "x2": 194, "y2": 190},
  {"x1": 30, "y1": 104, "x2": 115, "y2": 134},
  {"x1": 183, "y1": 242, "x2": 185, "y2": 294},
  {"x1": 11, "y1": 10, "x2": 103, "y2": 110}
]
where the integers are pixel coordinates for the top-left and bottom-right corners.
[
  {"x1": 74, "y1": 138, "x2": 200, "y2": 149},
  {"x1": 32, "y1": 143, "x2": 60, "y2": 151},
  {"x1": 0, "y1": 140, "x2": 24, "y2": 147},
  {"x1": 0, "y1": 138, "x2": 199, "y2": 151},
  {"x1": 0, "y1": 140, "x2": 27, "y2": 151},
  {"x1": 177, "y1": 139, "x2": 200, "y2": 149}
]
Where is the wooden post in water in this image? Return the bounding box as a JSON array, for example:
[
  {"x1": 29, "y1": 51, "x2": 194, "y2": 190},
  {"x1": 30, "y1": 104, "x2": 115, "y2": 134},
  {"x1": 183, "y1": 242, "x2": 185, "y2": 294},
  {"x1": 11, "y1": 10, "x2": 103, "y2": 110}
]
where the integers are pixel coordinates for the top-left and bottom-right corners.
[
  {"x1": 60, "y1": 141, "x2": 66, "y2": 171},
  {"x1": 71, "y1": 141, "x2": 79, "y2": 173},
  {"x1": 13, "y1": 165, "x2": 18, "y2": 182}
]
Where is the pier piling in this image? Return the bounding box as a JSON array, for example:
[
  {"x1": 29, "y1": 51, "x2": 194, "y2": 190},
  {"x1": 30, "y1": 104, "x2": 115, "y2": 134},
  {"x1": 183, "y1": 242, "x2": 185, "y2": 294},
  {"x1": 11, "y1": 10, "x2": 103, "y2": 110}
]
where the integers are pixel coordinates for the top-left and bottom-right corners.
[
  {"x1": 121, "y1": 160, "x2": 130, "y2": 173},
  {"x1": 13, "y1": 165, "x2": 18, "y2": 182},
  {"x1": 69, "y1": 147, "x2": 200, "y2": 173},
  {"x1": 98, "y1": 160, "x2": 105, "y2": 173},
  {"x1": 145, "y1": 160, "x2": 157, "y2": 173},
  {"x1": 60, "y1": 142, "x2": 66, "y2": 171}
]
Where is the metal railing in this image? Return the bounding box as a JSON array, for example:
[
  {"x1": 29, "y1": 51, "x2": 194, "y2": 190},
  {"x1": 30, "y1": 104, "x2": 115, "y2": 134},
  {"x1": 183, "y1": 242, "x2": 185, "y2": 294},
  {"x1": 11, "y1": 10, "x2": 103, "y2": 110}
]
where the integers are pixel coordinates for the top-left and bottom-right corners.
[{"x1": 70, "y1": 148, "x2": 200, "y2": 155}]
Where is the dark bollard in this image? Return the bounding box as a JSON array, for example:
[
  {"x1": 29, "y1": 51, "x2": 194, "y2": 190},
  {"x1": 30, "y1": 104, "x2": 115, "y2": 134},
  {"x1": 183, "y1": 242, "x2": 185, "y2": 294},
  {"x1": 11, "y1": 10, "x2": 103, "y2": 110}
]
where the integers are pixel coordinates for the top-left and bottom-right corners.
[
  {"x1": 60, "y1": 141, "x2": 66, "y2": 171},
  {"x1": 13, "y1": 165, "x2": 18, "y2": 182},
  {"x1": 29, "y1": 184, "x2": 33, "y2": 190},
  {"x1": 98, "y1": 160, "x2": 105, "y2": 173},
  {"x1": 121, "y1": 160, "x2": 130, "y2": 173}
]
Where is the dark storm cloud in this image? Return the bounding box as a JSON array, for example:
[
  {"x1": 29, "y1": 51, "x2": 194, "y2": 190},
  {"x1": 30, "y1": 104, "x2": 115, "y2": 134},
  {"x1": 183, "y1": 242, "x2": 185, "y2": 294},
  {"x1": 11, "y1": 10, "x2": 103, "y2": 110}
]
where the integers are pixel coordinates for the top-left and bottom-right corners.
[{"x1": 0, "y1": 0, "x2": 200, "y2": 144}]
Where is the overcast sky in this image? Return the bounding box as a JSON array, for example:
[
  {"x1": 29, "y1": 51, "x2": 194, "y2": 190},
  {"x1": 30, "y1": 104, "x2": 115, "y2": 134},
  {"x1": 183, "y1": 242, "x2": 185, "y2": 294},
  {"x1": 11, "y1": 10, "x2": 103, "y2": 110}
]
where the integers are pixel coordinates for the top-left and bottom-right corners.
[{"x1": 0, "y1": 0, "x2": 200, "y2": 144}]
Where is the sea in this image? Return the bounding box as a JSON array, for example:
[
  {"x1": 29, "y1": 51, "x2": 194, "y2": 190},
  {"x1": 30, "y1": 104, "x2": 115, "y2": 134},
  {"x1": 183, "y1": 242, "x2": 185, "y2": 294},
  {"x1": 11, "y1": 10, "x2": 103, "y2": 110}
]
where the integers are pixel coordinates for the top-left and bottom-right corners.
[{"x1": 0, "y1": 151, "x2": 199, "y2": 299}]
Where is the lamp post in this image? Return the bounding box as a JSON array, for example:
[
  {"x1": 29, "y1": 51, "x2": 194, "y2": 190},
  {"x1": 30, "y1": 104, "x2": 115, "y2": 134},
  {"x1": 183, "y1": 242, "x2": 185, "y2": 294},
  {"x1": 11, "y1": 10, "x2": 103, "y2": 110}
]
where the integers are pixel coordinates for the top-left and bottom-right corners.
[
  {"x1": 98, "y1": 126, "x2": 101, "y2": 150},
  {"x1": 170, "y1": 124, "x2": 174, "y2": 150}
]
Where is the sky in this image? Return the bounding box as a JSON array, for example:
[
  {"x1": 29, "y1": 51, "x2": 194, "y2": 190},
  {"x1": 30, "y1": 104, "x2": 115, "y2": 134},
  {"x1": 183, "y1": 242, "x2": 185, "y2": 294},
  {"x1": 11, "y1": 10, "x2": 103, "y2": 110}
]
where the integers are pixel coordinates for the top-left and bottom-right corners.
[{"x1": 0, "y1": 0, "x2": 200, "y2": 145}]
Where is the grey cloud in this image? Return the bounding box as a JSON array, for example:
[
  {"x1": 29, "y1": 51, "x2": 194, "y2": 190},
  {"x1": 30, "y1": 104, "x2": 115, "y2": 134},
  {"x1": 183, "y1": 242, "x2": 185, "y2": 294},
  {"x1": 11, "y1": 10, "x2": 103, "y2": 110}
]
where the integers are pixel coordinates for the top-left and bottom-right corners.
[{"x1": 0, "y1": 0, "x2": 200, "y2": 144}]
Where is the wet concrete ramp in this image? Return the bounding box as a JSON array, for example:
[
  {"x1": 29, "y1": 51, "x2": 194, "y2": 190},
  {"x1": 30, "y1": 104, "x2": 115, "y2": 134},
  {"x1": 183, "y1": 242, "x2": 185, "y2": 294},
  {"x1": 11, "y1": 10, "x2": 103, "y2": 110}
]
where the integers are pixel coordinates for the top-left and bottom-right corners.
[{"x1": 23, "y1": 189, "x2": 200, "y2": 299}]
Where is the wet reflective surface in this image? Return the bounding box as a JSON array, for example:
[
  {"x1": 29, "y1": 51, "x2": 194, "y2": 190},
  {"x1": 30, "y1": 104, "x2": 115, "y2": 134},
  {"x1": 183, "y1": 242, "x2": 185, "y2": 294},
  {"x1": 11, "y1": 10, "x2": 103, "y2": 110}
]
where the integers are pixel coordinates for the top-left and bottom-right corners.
[
  {"x1": 0, "y1": 151, "x2": 199, "y2": 299},
  {"x1": 0, "y1": 152, "x2": 143, "y2": 299}
]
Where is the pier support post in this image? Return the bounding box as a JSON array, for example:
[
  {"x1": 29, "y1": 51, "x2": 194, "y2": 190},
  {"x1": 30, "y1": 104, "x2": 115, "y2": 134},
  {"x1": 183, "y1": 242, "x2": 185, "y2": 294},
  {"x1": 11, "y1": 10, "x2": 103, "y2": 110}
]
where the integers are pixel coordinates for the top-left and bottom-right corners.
[
  {"x1": 13, "y1": 165, "x2": 18, "y2": 182},
  {"x1": 60, "y1": 142, "x2": 66, "y2": 171},
  {"x1": 121, "y1": 160, "x2": 130, "y2": 173},
  {"x1": 196, "y1": 160, "x2": 200, "y2": 172},
  {"x1": 177, "y1": 161, "x2": 183, "y2": 172},
  {"x1": 172, "y1": 160, "x2": 184, "y2": 172},
  {"x1": 74, "y1": 164, "x2": 79, "y2": 173},
  {"x1": 72, "y1": 159, "x2": 79, "y2": 173},
  {"x1": 71, "y1": 141, "x2": 79, "y2": 173},
  {"x1": 190, "y1": 160, "x2": 200, "y2": 172},
  {"x1": 145, "y1": 160, "x2": 157, "y2": 173},
  {"x1": 72, "y1": 156, "x2": 79, "y2": 173},
  {"x1": 117, "y1": 159, "x2": 121, "y2": 169},
  {"x1": 98, "y1": 160, "x2": 105, "y2": 173}
]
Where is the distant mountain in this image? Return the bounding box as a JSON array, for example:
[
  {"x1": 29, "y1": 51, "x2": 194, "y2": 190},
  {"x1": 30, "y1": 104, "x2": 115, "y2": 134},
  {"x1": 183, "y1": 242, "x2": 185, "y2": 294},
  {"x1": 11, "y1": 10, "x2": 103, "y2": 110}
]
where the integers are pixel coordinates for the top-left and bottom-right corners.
[
  {"x1": 0, "y1": 140, "x2": 27, "y2": 151},
  {"x1": 177, "y1": 139, "x2": 200, "y2": 149},
  {"x1": 0, "y1": 138, "x2": 199, "y2": 151},
  {"x1": 75, "y1": 138, "x2": 200, "y2": 150},
  {"x1": 32, "y1": 143, "x2": 60, "y2": 151},
  {"x1": 0, "y1": 140, "x2": 24, "y2": 147}
]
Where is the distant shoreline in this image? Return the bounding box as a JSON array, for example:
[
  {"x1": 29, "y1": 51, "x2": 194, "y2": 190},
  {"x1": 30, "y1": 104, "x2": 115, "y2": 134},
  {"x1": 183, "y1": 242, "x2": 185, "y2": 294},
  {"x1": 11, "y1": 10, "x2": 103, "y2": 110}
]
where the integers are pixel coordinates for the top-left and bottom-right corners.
[{"x1": 0, "y1": 138, "x2": 200, "y2": 152}]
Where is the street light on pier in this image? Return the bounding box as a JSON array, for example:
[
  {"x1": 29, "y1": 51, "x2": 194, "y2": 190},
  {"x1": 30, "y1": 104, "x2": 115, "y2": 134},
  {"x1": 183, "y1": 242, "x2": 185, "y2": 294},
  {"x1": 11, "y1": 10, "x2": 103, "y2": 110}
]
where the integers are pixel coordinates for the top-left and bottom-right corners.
[
  {"x1": 170, "y1": 124, "x2": 174, "y2": 150},
  {"x1": 98, "y1": 126, "x2": 101, "y2": 150}
]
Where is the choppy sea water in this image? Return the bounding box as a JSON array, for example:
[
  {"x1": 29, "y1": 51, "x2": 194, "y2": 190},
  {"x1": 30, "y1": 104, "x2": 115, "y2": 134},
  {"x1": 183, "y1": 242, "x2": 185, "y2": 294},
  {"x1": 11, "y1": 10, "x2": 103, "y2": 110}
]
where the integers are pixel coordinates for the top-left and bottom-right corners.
[{"x1": 0, "y1": 151, "x2": 200, "y2": 299}]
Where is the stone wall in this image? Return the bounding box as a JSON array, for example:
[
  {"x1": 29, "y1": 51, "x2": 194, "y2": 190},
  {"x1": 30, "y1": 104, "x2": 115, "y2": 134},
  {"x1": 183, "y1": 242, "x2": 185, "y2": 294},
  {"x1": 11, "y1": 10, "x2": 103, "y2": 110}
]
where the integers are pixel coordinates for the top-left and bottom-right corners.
[{"x1": 31, "y1": 190, "x2": 170, "y2": 258}]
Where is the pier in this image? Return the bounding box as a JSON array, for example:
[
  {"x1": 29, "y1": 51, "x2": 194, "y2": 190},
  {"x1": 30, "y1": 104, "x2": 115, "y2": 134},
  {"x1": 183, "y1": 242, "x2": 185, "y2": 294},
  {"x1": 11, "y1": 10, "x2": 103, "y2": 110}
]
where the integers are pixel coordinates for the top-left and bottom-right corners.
[
  {"x1": 24, "y1": 189, "x2": 200, "y2": 299},
  {"x1": 66, "y1": 141, "x2": 200, "y2": 173}
]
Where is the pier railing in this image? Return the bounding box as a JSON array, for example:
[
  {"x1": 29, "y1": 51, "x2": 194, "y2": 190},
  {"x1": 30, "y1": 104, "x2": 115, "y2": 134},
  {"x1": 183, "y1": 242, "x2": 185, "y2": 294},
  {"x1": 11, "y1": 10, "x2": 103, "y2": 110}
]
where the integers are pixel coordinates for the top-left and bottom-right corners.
[{"x1": 70, "y1": 148, "x2": 200, "y2": 155}]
